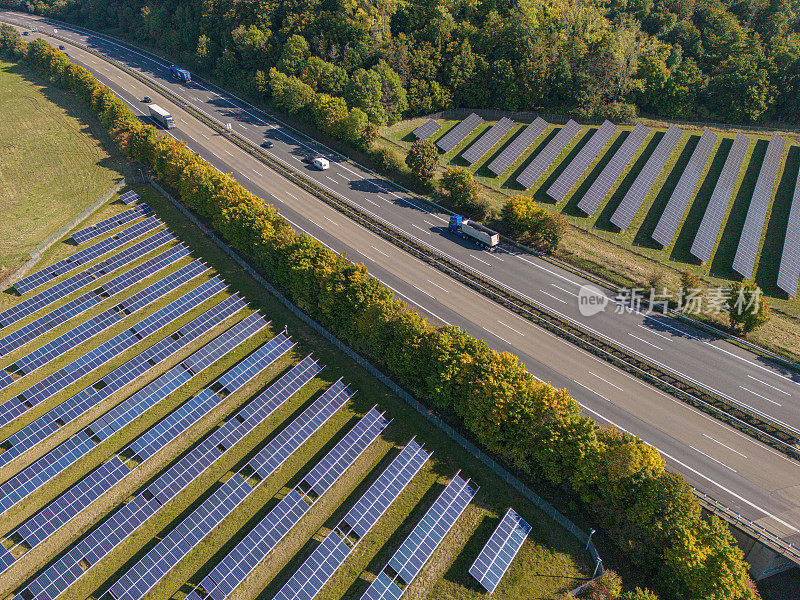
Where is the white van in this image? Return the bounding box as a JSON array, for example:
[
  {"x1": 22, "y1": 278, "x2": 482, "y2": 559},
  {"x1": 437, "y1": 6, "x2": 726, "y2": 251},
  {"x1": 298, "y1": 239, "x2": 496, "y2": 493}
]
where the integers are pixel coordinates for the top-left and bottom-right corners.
[{"x1": 312, "y1": 157, "x2": 330, "y2": 170}]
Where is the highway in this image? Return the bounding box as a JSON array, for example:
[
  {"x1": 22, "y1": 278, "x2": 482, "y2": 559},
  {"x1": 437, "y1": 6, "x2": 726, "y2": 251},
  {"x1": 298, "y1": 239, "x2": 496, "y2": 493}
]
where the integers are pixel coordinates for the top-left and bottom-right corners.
[{"x1": 2, "y1": 11, "x2": 799, "y2": 551}]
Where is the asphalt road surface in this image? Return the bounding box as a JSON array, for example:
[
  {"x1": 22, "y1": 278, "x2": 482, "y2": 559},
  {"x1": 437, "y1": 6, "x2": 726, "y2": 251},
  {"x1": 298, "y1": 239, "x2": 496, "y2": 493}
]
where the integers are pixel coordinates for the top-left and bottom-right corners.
[{"x1": 3, "y1": 11, "x2": 799, "y2": 549}]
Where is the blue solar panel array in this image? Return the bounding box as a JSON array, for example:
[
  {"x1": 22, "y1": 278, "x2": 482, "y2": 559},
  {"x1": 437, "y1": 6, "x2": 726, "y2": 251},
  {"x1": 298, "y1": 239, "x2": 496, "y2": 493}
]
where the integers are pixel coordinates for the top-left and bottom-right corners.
[
  {"x1": 0, "y1": 277, "x2": 226, "y2": 430},
  {"x1": 0, "y1": 295, "x2": 243, "y2": 514},
  {"x1": 516, "y1": 119, "x2": 582, "y2": 189},
  {"x1": 198, "y1": 407, "x2": 386, "y2": 600},
  {"x1": 361, "y1": 473, "x2": 477, "y2": 600},
  {"x1": 436, "y1": 114, "x2": 484, "y2": 153},
  {"x1": 0, "y1": 244, "x2": 188, "y2": 358},
  {"x1": 461, "y1": 117, "x2": 515, "y2": 164},
  {"x1": 468, "y1": 508, "x2": 531, "y2": 593},
  {"x1": 273, "y1": 439, "x2": 430, "y2": 600},
  {"x1": 14, "y1": 216, "x2": 163, "y2": 295},
  {"x1": 547, "y1": 120, "x2": 618, "y2": 202},
  {"x1": 72, "y1": 204, "x2": 153, "y2": 244},
  {"x1": 487, "y1": 117, "x2": 548, "y2": 176},
  {"x1": 0, "y1": 260, "x2": 206, "y2": 390},
  {"x1": 0, "y1": 229, "x2": 175, "y2": 328},
  {"x1": 119, "y1": 190, "x2": 141, "y2": 205}
]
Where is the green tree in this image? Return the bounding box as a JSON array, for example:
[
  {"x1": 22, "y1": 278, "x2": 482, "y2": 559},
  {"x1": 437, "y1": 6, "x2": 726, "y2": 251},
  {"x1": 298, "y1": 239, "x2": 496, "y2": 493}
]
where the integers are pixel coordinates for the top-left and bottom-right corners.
[
  {"x1": 727, "y1": 280, "x2": 771, "y2": 334},
  {"x1": 621, "y1": 588, "x2": 660, "y2": 600},
  {"x1": 405, "y1": 139, "x2": 438, "y2": 183},
  {"x1": 346, "y1": 68, "x2": 386, "y2": 125},
  {"x1": 440, "y1": 166, "x2": 479, "y2": 209},
  {"x1": 269, "y1": 68, "x2": 315, "y2": 114},
  {"x1": 372, "y1": 60, "x2": 408, "y2": 123},
  {"x1": 278, "y1": 34, "x2": 310, "y2": 76}
]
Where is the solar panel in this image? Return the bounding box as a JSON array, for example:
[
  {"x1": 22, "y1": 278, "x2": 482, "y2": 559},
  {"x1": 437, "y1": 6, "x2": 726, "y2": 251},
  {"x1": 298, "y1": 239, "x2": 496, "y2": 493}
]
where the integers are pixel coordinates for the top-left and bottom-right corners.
[
  {"x1": 2, "y1": 260, "x2": 206, "y2": 387},
  {"x1": 0, "y1": 229, "x2": 175, "y2": 328},
  {"x1": 436, "y1": 114, "x2": 484, "y2": 153},
  {"x1": 652, "y1": 128, "x2": 718, "y2": 247},
  {"x1": 272, "y1": 439, "x2": 430, "y2": 600},
  {"x1": 14, "y1": 216, "x2": 163, "y2": 294},
  {"x1": 119, "y1": 190, "x2": 141, "y2": 205},
  {"x1": 71, "y1": 204, "x2": 153, "y2": 244},
  {"x1": 487, "y1": 117, "x2": 548, "y2": 176},
  {"x1": 516, "y1": 119, "x2": 582, "y2": 189},
  {"x1": 0, "y1": 278, "x2": 226, "y2": 430},
  {"x1": 461, "y1": 117, "x2": 515, "y2": 164},
  {"x1": 578, "y1": 123, "x2": 650, "y2": 217},
  {"x1": 199, "y1": 408, "x2": 386, "y2": 600},
  {"x1": 777, "y1": 169, "x2": 800, "y2": 296},
  {"x1": 690, "y1": 133, "x2": 751, "y2": 262},
  {"x1": 611, "y1": 124, "x2": 683, "y2": 231},
  {"x1": 468, "y1": 508, "x2": 531, "y2": 593},
  {"x1": 412, "y1": 119, "x2": 440, "y2": 140},
  {"x1": 0, "y1": 295, "x2": 244, "y2": 514},
  {"x1": 0, "y1": 245, "x2": 188, "y2": 358},
  {"x1": 0, "y1": 545, "x2": 15, "y2": 576},
  {"x1": 11, "y1": 457, "x2": 129, "y2": 553},
  {"x1": 732, "y1": 133, "x2": 786, "y2": 279},
  {"x1": 547, "y1": 120, "x2": 617, "y2": 202},
  {"x1": 361, "y1": 473, "x2": 477, "y2": 600}
]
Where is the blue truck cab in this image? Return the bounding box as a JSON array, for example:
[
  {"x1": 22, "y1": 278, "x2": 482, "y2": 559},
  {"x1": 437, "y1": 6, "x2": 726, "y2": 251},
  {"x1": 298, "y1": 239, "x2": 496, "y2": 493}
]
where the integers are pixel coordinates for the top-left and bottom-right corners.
[
  {"x1": 448, "y1": 215, "x2": 464, "y2": 235},
  {"x1": 170, "y1": 65, "x2": 191, "y2": 83}
]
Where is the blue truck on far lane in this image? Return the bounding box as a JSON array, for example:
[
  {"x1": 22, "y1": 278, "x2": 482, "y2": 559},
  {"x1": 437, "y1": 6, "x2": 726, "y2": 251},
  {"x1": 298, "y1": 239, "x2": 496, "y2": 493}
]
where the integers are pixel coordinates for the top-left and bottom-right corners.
[{"x1": 170, "y1": 65, "x2": 191, "y2": 83}]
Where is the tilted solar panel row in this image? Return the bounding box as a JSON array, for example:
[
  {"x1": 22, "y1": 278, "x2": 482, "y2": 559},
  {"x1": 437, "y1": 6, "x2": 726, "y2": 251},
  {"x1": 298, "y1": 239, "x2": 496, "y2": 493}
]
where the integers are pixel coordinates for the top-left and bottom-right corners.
[
  {"x1": 436, "y1": 113, "x2": 484, "y2": 153},
  {"x1": 516, "y1": 119, "x2": 582, "y2": 189},
  {"x1": 777, "y1": 171, "x2": 800, "y2": 296},
  {"x1": 14, "y1": 215, "x2": 163, "y2": 295},
  {"x1": 119, "y1": 190, "x2": 141, "y2": 205},
  {"x1": 611, "y1": 124, "x2": 683, "y2": 231},
  {"x1": 547, "y1": 120, "x2": 617, "y2": 202},
  {"x1": 15, "y1": 359, "x2": 332, "y2": 600},
  {"x1": 0, "y1": 244, "x2": 189, "y2": 358},
  {"x1": 0, "y1": 229, "x2": 175, "y2": 328},
  {"x1": 652, "y1": 128, "x2": 717, "y2": 248},
  {"x1": 3, "y1": 260, "x2": 207, "y2": 387},
  {"x1": 272, "y1": 439, "x2": 430, "y2": 600},
  {"x1": 361, "y1": 473, "x2": 477, "y2": 600},
  {"x1": 71, "y1": 204, "x2": 153, "y2": 244},
  {"x1": 578, "y1": 123, "x2": 650, "y2": 217},
  {"x1": 8, "y1": 327, "x2": 287, "y2": 572},
  {"x1": 412, "y1": 119, "x2": 440, "y2": 140},
  {"x1": 0, "y1": 545, "x2": 14, "y2": 576},
  {"x1": 469, "y1": 507, "x2": 531, "y2": 593},
  {"x1": 732, "y1": 133, "x2": 786, "y2": 279},
  {"x1": 690, "y1": 133, "x2": 751, "y2": 262},
  {"x1": 198, "y1": 407, "x2": 386, "y2": 600},
  {"x1": 1, "y1": 277, "x2": 226, "y2": 428},
  {"x1": 487, "y1": 117, "x2": 548, "y2": 176},
  {"x1": 461, "y1": 117, "x2": 514, "y2": 164},
  {"x1": 0, "y1": 295, "x2": 244, "y2": 514}
]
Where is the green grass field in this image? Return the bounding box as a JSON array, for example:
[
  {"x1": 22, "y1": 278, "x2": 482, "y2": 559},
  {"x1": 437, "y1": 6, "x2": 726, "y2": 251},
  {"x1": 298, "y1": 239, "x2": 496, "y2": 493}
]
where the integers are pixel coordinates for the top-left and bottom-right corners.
[
  {"x1": 0, "y1": 178, "x2": 596, "y2": 600},
  {"x1": 383, "y1": 117, "x2": 800, "y2": 361},
  {"x1": 0, "y1": 60, "x2": 130, "y2": 282}
]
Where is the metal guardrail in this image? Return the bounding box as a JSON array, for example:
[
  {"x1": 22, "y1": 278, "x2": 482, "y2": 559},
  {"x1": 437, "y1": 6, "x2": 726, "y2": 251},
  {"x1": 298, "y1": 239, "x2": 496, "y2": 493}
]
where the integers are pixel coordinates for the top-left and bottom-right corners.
[
  {"x1": 693, "y1": 488, "x2": 800, "y2": 566},
  {"x1": 22, "y1": 19, "x2": 800, "y2": 461}
]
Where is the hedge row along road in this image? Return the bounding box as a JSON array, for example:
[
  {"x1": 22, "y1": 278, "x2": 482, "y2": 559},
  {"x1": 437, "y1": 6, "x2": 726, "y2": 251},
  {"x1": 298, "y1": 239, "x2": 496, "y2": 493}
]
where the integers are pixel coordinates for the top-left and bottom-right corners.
[{"x1": 6, "y1": 11, "x2": 799, "y2": 553}]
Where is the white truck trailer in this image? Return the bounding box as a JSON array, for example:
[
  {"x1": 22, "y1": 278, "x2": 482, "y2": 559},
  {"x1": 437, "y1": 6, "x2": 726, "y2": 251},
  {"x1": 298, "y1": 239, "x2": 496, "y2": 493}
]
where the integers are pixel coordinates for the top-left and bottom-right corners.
[
  {"x1": 148, "y1": 104, "x2": 175, "y2": 129},
  {"x1": 448, "y1": 215, "x2": 499, "y2": 249}
]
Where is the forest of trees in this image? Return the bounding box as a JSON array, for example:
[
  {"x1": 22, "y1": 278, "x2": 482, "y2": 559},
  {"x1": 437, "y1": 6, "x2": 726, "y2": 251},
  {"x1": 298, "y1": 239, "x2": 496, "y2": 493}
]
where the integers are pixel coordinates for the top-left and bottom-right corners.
[{"x1": 4, "y1": 0, "x2": 799, "y2": 125}]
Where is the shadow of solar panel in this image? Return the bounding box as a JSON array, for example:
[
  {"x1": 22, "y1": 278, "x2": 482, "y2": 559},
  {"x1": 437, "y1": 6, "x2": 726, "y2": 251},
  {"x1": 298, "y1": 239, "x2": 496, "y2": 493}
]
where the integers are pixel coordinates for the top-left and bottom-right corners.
[
  {"x1": 468, "y1": 508, "x2": 531, "y2": 593},
  {"x1": 652, "y1": 129, "x2": 717, "y2": 247},
  {"x1": 72, "y1": 204, "x2": 153, "y2": 244},
  {"x1": 611, "y1": 124, "x2": 683, "y2": 231},
  {"x1": 777, "y1": 171, "x2": 800, "y2": 296},
  {"x1": 412, "y1": 119, "x2": 440, "y2": 140},
  {"x1": 361, "y1": 474, "x2": 477, "y2": 600},
  {"x1": 578, "y1": 123, "x2": 650, "y2": 217},
  {"x1": 461, "y1": 118, "x2": 514, "y2": 164},
  {"x1": 435, "y1": 114, "x2": 484, "y2": 152},
  {"x1": 690, "y1": 133, "x2": 751, "y2": 262},
  {"x1": 516, "y1": 119, "x2": 582, "y2": 189},
  {"x1": 487, "y1": 117, "x2": 548, "y2": 176},
  {"x1": 732, "y1": 133, "x2": 786, "y2": 279},
  {"x1": 14, "y1": 216, "x2": 163, "y2": 295},
  {"x1": 547, "y1": 120, "x2": 617, "y2": 202}
]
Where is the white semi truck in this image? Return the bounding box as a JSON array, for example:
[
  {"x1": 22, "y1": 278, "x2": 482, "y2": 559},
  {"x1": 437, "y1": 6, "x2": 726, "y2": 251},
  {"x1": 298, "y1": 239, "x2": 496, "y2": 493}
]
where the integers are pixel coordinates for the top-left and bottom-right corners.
[
  {"x1": 148, "y1": 104, "x2": 175, "y2": 129},
  {"x1": 448, "y1": 215, "x2": 499, "y2": 249}
]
